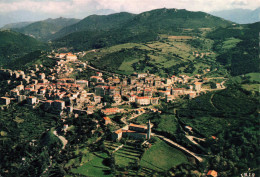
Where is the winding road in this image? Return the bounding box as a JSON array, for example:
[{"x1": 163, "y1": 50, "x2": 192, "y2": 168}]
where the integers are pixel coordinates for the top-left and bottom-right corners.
[
  {"x1": 53, "y1": 130, "x2": 68, "y2": 150},
  {"x1": 153, "y1": 133, "x2": 204, "y2": 162}
]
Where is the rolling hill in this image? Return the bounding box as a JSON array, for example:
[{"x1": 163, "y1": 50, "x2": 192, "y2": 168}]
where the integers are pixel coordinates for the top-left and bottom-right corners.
[
  {"x1": 52, "y1": 8, "x2": 233, "y2": 51},
  {"x1": 0, "y1": 30, "x2": 47, "y2": 66},
  {"x1": 1, "y1": 21, "x2": 33, "y2": 30},
  {"x1": 51, "y1": 12, "x2": 136, "y2": 40},
  {"x1": 14, "y1": 17, "x2": 80, "y2": 41}
]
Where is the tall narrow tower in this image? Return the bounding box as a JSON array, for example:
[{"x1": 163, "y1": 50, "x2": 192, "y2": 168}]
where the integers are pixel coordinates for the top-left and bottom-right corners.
[{"x1": 147, "y1": 120, "x2": 151, "y2": 139}]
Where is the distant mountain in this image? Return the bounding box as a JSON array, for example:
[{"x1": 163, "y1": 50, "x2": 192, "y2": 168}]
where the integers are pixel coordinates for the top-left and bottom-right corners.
[
  {"x1": 14, "y1": 17, "x2": 80, "y2": 41},
  {"x1": 52, "y1": 8, "x2": 233, "y2": 50},
  {"x1": 1, "y1": 22, "x2": 33, "y2": 30},
  {"x1": 210, "y1": 8, "x2": 260, "y2": 24},
  {"x1": 51, "y1": 12, "x2": 136, "y2": 40},
  {"x1": 0, "y1": 30, "x2": 47, "y2": 66},
  {"x1": 94, "y1": 9, "x2": 117, "y2": 15}
]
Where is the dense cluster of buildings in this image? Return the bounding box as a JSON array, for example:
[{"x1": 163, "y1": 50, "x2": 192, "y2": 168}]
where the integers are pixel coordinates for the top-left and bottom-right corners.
[{"x1": 0, "y1": 51, "x2": 223, "y2": 121}]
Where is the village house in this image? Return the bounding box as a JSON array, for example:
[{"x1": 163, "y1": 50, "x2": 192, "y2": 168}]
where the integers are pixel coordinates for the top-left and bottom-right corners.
[
  {"x1": 166, "y1": 95, "x2": 175, "y2": 102},
  {"x1": 144, "y1": 89, "x2": 153, "y2": 97},
  {"x1": 102, "y1": 107, "x2": 121, "y2": 115},
  {"x1": 216, "y1": 83, "x2": 221, "y2": 89},
  {"x1": 10, "y1": 89, "x2": 20, "y2": 97},
  {"x1": 122, "y1": 78, "x2": 128, "y2": 85},
  {"x1": 76, "y1": 80, "x2": 89, "y2": 87},
  {"x1": 95, "y1": 85, "x2": 108, "y2": 96},
  {"x1": 0, "y1": 97, "x2": 11, "y2": 105},
  {"x1": 90, "y1": 76, "x2": 104, "y2": 83},
  {"x1": 65, "y1": 53, "x2": 77, "y2": 61},
  {"x1": 103, "y1": 117, "x2": 112, "y2": 125},
  {"x1": 137, "y1": 73, "x2": 148, "y2": 78},
  {"x1": 112, "y1": 121, "x2": 152, "y2": 141},
  {"x1": 16, "y1": 85, "x2": 24, "y2": 91},
  {"x1": 27, "y1": 96, "x2": 37, "y2": 105},
  {"x1": 17, "y1": 95, "x2": 26, "y2": 103},
  {"x1": 113, "y1": 94, "x2": 121, "y2": 103},
  {"x1": 39, "y1": 73, "x2": 45, "y2": 80},
  {"x1": 194, "y1": 82, "x2": 202, "y2": 92},
  {"x1": 150, "y1": 97, "x2": 159, "y2": 105},
  {"x1": 44, "y1": 100, "x2": 54, "y2": 110},
  {"x1": 154, "y1": 77, "x2": 161, "y2": 87},
  {"x1": 129, "y1": 95, "x2": 136, "y2": 102},
  {"x1": 94, "y1": 96, "x2": 102, "y2": 104},
  {"x1": 206, "y1": 170, "x2": 218, "y2": 177},
  {"x1": 158, "y1": 90, "x2": 171, "y2": 97},
  {"x1": 53, "y1": 100, "x2": 65, "y2": 111},
  {"x1": 135, "y1": 97, "x2": 150, "y2": 105},
  {"x1": 172, "y1": 88, "x2": 185, "y2": 96}
]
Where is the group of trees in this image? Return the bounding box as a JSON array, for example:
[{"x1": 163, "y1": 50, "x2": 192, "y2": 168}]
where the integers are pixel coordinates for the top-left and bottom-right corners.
[{"x1": 178, "y1": 86, "x2": 259, "y2": 176}]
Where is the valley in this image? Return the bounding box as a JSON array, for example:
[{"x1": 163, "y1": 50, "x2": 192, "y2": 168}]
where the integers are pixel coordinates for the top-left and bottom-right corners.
[{"x1": 0, "y1": 7, "x2": 259, "y2": 177}]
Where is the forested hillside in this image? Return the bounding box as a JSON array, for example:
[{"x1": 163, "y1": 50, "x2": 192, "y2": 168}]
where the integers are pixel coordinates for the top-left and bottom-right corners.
[
  {"x1": 0, "y1": 30, "x2": 47, "y2": 67},
  {"x1": 52, "y1": 8, "x2": 232, "y2": 51},
  {"x1": 207, "y1": 22, "x2": 259, "y2": 76},
  {"x1": 14, "y1": 17, "x2": 80, "y2": 41}
]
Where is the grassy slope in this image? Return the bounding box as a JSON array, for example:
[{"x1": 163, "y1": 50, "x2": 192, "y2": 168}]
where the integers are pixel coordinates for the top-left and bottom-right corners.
[
  {"x1": 245, "y1": 73, "x2": 260, "y2": 82},
  {"x1": 70, "y1": 152, "x2": 111, "y2": 177},
  {"x1": 83, "y1": 38, "x2": 218, "y2": 76},
  {"x1": 140, "y1": 138, "x2": 188, "y2": 172}
]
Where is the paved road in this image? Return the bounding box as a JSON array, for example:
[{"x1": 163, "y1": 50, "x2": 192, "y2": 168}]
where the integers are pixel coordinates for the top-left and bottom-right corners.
[
  {"x1": 186, "y1": 135, "x2": 205, "y2": 150},
  {"x1": 53, "y1": 131, "x2": 68, "y2": 150},
  {"x1": 153, "y1": 133, "x2": 204, "y2": 162}
]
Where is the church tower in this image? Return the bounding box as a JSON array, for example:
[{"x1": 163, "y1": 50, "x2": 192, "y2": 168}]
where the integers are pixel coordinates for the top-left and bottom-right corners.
[{"x1": 147, "y1": 120, "x2": 151, "y2": 139}]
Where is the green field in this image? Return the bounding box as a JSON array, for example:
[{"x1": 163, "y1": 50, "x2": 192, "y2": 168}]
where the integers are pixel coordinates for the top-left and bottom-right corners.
[
  {"x1": 242, "y1": 84, "x2": 259, "y2": 92},
  {"x1": 156, "y1": 114, "x2": 179, "y2": 135},
  {"x1": 246, "y1": 73, "x2": 260, "y2": 82},
  {"x1": 140, "y1": 138, "x2": 189, "y2": 172},
  {"x1": 222, "y1": 37, "x2": 242, "y2": 50},
  {"x1": 70, "y1": 152, "x2": 111, "y2": 177}
]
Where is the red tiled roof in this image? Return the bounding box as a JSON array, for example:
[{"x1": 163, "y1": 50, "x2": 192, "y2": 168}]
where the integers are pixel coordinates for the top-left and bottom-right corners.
[
  {"x1": 129, "y1": 123, "x2": 147, "y2": 129},
  {"x1": 103, "y1": 117, "x2": 111, "y2": 121},
  {"x1": 115, "y1": 129, "x2": 122, "y2": 134},
  {"x1": 136, "y1": 96, "x2": 150, "y2": 100},
  {"x1": 207, "y1": 170, "x2": 217, "y2": 176}
]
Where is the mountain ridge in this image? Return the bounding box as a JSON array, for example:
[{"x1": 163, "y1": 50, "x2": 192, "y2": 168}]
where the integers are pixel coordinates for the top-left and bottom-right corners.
[{"x1": 210, "y1": 8, "x2": 260, "y2": 24}]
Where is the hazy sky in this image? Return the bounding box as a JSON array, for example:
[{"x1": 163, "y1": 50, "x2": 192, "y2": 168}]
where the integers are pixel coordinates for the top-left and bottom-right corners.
[{"x1": 0, "y1": 0, "x2": 259, "y2": 26}]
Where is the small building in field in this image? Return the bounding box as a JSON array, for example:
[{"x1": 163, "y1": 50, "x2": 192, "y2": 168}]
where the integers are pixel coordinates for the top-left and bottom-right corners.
[{"x1": 207, "y1": 170, "x2": 218, "y2": 177}]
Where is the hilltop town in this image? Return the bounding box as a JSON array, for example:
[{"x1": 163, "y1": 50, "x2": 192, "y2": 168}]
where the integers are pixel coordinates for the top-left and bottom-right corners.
[
  {"x1": 0, "y1": 52, "x2": 225, "y2": 116},
  {"x1": 0, "y1": 51, "x2": 231, "y2": 176}
]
